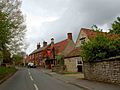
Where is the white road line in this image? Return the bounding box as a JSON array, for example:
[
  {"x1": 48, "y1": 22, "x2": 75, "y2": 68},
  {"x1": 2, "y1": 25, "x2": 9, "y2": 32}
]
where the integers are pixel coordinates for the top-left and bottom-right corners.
[
  {"x1": 34, "y1": 84, "x2": 39, "y2": 90},
  {"x1": 28, "y1": 72, "x2": 31, "y2": 75},
  {"x1": 30, "y1": 76, "x2": 34, "y2": 81}
]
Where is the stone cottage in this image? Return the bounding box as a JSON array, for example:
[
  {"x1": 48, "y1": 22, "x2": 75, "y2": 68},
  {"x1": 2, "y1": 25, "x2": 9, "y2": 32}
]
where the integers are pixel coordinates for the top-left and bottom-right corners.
[
  {"x1": 64, "y1": 28, "x2": 99, "y2": 73},
  {"x1": 64, "y1": 47, "x2": 83, "y2": 72}
]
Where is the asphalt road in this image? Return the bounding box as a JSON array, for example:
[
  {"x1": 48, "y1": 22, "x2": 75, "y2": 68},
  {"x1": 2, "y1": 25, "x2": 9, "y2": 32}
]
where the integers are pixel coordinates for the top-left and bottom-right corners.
[{"x1": 0, "y1": 68, "x2": 85, "y2": 90}]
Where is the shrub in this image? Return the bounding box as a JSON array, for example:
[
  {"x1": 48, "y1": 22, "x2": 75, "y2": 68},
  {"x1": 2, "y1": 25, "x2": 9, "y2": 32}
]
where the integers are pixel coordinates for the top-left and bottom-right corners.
[{"x1": 81, "y1": 34, "x2": 120, "y2": 61}]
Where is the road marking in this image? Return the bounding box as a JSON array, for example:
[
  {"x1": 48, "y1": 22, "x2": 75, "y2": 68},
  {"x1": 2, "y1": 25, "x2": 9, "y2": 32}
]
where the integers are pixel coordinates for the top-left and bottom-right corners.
[
  {"x1": 30, "y1": 76, "x2": 34, "y2": 81},
  {"x1": 28, "y1": 71, "x2": 31, "y2": 75},
  {"x1": 34, "y1": 84, "x2": 39, "y2": 90}
]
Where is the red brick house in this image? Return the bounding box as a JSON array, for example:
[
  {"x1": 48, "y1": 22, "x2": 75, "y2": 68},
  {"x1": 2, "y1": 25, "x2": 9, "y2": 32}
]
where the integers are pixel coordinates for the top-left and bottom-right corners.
[
  {"x1": 28, "y1": 41, "x2": 49, "y2": 66},
  {"x1": 45, "y1": 33, "x2": 75, "y2": 69},
  {"x1": 28, "y1": 33, "x2": 75, "y2": 69}
]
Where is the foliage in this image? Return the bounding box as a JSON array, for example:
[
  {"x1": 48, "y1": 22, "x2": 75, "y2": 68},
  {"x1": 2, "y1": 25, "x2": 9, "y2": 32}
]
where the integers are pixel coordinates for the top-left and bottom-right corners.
[
  {"x1": 12, "y1": 54, "x2": 23, "y2": 65},
  {"x1": 0, "y1": 11, "x2": 12, "y2": 50},
  {"x1": 80, "y1": 34, "x2": 120, "y2": 61},
  {"x1": 56, "y1": 54, "x2": 64, "y2": 65},
  {"x1": 0, "y1": 0, "x2": 26, "y2": 63},
  {"x1": 0, "y1": 51, "x2": 3, "y2": 60},
  {"x1": 109, "y1": 17, "x2": 120, "y2": 34},
  {"x1": 91, "y1": 24, "x2": 103, "y2": 32}
]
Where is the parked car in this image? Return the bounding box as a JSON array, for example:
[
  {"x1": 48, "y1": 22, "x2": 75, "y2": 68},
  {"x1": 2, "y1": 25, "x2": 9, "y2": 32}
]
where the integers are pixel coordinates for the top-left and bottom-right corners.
[{"x1": 27, "y1": 62, "x2": 36, "y2": 68}]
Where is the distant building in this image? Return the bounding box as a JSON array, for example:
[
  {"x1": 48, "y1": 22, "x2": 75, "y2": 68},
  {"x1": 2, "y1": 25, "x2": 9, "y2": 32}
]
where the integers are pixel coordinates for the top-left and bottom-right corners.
[{"x1": 28, "y1": 33, "x2": 75, "y2": 69}]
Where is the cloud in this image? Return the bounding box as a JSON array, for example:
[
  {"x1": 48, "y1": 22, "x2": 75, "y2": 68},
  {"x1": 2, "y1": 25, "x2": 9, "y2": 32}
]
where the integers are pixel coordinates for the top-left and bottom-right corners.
[{"x1": 21, "y1": 0, "x2": 120, "y2": 54}]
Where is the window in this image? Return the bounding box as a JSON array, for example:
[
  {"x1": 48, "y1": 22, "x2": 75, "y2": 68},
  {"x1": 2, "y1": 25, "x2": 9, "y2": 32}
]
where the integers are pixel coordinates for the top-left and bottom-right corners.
[
  {"x1": 77, "y1": 60, "x2": 82, "y2": 64},
  {"x1": 81, "y1": 39, "x2": 85, "y2": 44},
  {"x1": 80, "y1": 37, "x2": 86, "y2": 45}
]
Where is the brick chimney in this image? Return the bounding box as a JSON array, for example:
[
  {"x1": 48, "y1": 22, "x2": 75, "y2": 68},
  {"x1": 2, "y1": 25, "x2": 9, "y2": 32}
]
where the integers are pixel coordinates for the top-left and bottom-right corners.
[
  {"x1": 43, "y1": 41, "x2": 47, "y2": 47},
  {"x1": 37, "y1": 43, "x2": 40, "y2": 49},
  {"x1": 67, "y1": 33, "x2": 72, "y2": 40}
]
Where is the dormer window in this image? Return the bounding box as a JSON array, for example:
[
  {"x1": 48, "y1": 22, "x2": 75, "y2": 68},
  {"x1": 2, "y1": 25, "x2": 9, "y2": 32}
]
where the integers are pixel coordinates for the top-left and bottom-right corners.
[{"x1": 80, "y1": 37, "x2": 86, "y2": 44}]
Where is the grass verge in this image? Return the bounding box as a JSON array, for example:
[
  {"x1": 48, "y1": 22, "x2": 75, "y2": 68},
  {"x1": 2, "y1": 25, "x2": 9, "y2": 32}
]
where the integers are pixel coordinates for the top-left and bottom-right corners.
[{"x1": 0, "y1": 67, "x2": 17, "y2": 83}]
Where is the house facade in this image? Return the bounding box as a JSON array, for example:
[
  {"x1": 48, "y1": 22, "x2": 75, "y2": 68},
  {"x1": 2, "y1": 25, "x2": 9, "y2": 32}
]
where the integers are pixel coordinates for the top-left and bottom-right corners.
[
  {"x1": 64, "y1": 47, "x2": 83, "y2": 72},
  {"x1": 27, "y1": 33, "x2": 75, "y2": 69},
  {"x1": 64, "y1": 28, "x2": 97, "y2": 72},
  {"x1": 45, "y1": 33, "x2": 75, "y2": 69},
  {"x1": 27, "y1": 41, "x2": 49, "y2": 67}
]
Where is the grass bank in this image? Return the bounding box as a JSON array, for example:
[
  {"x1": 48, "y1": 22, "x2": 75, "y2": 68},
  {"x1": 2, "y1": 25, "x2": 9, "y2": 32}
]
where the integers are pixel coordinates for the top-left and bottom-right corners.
[{"x1": 0, "y1": 67, "x2": 17, "y2": 81}]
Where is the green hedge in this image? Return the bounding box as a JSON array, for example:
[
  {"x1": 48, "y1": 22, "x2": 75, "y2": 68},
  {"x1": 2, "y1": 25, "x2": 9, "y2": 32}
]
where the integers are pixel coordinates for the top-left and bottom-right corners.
[{"x1": 81, "y1": 34, "x2": 120, "y2": 61}]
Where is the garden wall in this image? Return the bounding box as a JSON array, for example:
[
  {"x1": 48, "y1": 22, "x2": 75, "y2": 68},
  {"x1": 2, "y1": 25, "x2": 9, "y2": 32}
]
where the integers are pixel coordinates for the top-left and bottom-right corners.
[{"x1": 83, "y1": 56, "x2": 120, "y2": 85}]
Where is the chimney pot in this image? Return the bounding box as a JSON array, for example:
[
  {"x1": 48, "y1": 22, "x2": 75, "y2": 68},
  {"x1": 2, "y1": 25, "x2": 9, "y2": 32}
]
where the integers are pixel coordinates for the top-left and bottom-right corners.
[
  {"x1": 51, "y1": 38, "x2": 54, "y2": 44},
  {"x1": 43, "y1": 41, "x2": 47, "y2": 47},
  {"x1": 37, "y1": 43, "x2": 40, "y2": 49}
]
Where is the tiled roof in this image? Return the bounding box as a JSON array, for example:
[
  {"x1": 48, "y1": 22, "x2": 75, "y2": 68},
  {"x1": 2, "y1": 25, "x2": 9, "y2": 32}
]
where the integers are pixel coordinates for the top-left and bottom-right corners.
[
  {"x1": 80, "y1": 28, "x2": 97, "y2": 39},
  {"x1": 54, "y1": 39, "x2": 69, "y2": 55},
  {"x1": 30, "y1": 45, "x2": 49, "y2": 55},
  {"x1": 65, "y1": 47, "x2": 80, "y2": 58},
  {"x1": 80, "y1": 28, "x2": 119, "y2": 40}
]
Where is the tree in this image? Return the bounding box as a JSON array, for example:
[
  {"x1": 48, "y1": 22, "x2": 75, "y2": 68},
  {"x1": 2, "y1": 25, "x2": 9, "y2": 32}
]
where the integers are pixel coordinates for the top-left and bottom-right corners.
[
  {"x1": 0, "y1": 0, "x2": 26, "y2": 63},
  {"x1": 0, "y1": 11, "x2": 12, "y2": 51},
  {"x1": 80, "y1": 34, "x2": 120, "y2": 61},
  {"x1": 109, "y1": 17, "x2": 120, "y2": 34},
  {"x1": 0, "y1": 11, "x2": 13, "y2": 63},
  {"x1": 12, "y1": 54, "x2": 23, "y2": 65},
  {"x1": 91, "y1": 24, "x2": 103, "y2": 32},
  {"x1": 0, "y1": 51, "x2": 3, "y2": 62}
]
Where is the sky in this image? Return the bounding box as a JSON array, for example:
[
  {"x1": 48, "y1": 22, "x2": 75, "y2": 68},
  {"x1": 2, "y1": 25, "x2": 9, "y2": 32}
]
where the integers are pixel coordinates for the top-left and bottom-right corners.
[{"x1": 21, "y1": 0, "x2": 120, "y2": 54}]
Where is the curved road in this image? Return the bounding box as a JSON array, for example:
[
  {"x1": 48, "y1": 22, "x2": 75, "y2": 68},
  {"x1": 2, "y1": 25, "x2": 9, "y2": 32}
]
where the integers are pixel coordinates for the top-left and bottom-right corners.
[{"x1": 0, "y1": 68, "x2": 85, "y2": 90}]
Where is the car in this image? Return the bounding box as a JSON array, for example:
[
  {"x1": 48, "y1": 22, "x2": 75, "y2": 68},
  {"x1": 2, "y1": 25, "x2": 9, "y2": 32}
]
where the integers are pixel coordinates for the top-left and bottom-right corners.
[{"x1": 27, "y1": 62, "x2": 36, "y2": 68}]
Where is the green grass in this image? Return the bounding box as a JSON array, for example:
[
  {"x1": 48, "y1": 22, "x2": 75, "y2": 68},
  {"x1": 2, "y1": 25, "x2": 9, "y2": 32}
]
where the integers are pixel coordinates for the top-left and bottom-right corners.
[{"x1": 0, "y1": 67, "x2": 16, "y2": 79}]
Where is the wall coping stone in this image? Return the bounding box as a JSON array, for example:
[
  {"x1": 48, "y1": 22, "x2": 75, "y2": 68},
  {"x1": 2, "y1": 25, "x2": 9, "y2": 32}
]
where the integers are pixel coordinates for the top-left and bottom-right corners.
[{"x1": 84, "y1": 56, "x2": 120, "y2": 63}]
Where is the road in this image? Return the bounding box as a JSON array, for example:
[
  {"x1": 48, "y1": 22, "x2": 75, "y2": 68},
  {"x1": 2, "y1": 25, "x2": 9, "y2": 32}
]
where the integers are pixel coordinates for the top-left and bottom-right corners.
[{"x1": 0, "y1": 68, "x2": 85, "y2": 90}]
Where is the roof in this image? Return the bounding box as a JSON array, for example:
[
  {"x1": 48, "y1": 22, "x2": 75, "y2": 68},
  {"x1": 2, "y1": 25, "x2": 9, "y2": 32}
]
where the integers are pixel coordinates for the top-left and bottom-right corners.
[
  {"x1": 80, "y1": 28, "x2": 97, "y2": 39},
  {"x1": 54, "y1": 39, "x2": 69, "y2": 55},
  {"x1": 29, "y1": 38, "x2": 71, "y2": 56},
  {"x1": 46, "y1": 39, "x2": 69, "y2": 55},
  {"x1": 30, "y1": 45, "x2": 49, "y2": 55},
  {"x1": 80, "y1": 28, "x2": 119, "y2": 40},
  {"x1": 65, "y1": 47, "x2": 80, "y2": 58}
]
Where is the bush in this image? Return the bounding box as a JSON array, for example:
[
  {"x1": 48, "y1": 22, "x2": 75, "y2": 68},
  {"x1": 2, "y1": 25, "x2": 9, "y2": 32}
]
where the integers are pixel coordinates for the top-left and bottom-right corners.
[{"x1": 81, "y1": 34, "x2": 120, "y2": 61}]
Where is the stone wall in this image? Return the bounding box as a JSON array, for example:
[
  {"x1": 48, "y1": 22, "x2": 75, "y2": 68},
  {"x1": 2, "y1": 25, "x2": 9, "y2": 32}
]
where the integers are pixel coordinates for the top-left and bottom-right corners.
[
  {"x1": 64, "y1": 57, "x2": 77, "y2": 72},
  {"x1": 64, "y1": 57, "x2": 83, "y2": 72},
  {"x1": 83, "y1": 57, "x2": 120, "y2": 85}
]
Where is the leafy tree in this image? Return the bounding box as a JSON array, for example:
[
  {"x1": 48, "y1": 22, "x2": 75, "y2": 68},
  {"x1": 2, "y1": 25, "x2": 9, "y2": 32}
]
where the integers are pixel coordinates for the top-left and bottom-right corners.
[
  {"x1": 0, "y1": 0, "x2": 26, "y2": 63},
  {"x1": 12, "y1": 54, "x2": 23, "y2": 65},
  {"x1": 0, "y1": 11, "x2": 12, "y2": 51},
  {"x1": 109, "y1": 17, "x2": 120, "y2": 34},
  {"x1": 56, "y1": 54, "x2": 64, "y2": 65},
  {"x1": 91, "y1": 24, "x2": 103, "y2": 32},
  {"x1": 80, "y1": 34, "x2": 120, "y2": 61}
]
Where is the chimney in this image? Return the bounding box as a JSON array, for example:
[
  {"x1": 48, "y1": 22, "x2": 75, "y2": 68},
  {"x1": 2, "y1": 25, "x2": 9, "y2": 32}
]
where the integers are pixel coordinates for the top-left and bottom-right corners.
[
  {"x1": 51, "y1": 38, "x2": 54, "y2": 44},
  {"x1": 37, "y1": 43, "x2": 40, "y2": 49},
  {"x1": 43, "y1": 41, "x2": 47, "y2": 47},
  {"x1": 67, "y1": 33, "x2": 72, "y2": 40}
]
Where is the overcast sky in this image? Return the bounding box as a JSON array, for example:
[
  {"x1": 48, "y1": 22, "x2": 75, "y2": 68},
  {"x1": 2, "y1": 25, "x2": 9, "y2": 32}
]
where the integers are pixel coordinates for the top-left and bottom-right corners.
[{"x1": 21, "y1": 0, "x2": 120, "y2": 54}]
